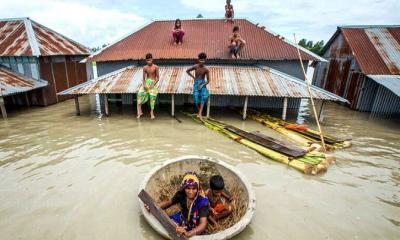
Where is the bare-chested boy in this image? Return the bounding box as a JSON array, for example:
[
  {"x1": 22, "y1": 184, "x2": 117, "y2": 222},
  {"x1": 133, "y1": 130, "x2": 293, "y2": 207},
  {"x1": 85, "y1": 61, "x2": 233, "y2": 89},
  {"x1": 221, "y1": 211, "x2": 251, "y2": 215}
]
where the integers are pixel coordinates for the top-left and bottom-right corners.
[
  {"x1": 229, "y1": 26, "x2": 246, "y2": 59},
  {"x1": 186, "y1": 52, "x2": 210, "y2": 120},
  {"x1": 225, "y1": 0, "x2": 234, "y2": 23},
  {"x1": 137, "y1": 53, "x2": 159, "y2": 119}
]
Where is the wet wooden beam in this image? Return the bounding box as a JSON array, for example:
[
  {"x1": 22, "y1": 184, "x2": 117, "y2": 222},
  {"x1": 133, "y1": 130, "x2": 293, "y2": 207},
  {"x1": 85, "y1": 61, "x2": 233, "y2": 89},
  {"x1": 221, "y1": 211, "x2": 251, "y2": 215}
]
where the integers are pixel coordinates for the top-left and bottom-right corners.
[
  {"x1": 138, "y1": 190, "x2": 185, "y2": 240},
  {"x1": 103, "y1": 94, "x2": 109, "y2": 117},
  {"x1": 42, "y1": 88, "x2": 47, "y2": 106},
  {"x1": 282, "y1": 97, "x2": 288, "y2": 120},
  {"x1": 206, "y1": 96, "x2": 211, "y2": 118},
  {"x1": 318, "y1": 100, "x2": 325, "y2": 122},
  {"x1": 25, "y1": 93, "x2": 30, "y2": 107},
  {"x1": 0, "y1": 97, "x2": 7, "y2": 119},
  {"x1": 74, "y1": 95, "x2": 80, "y2": 116},
  {"x1": 243, "y1": 96, "x2": 248, "y2": 120},
  {"x1": 171, "y1": 94, "x2": 175, "y2": 117}
]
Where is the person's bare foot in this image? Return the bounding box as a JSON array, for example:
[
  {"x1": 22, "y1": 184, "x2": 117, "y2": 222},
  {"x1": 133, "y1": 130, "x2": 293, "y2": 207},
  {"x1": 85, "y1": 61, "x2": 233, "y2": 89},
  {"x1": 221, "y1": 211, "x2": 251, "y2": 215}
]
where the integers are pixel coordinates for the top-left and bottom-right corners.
[
  {"x1": 150, "y1": 113, "x2": 156, "y2": 119},
  {"x1": 137, "y1": 112, "x2": 143, "y2": 119},
  {"x1": 178, "y1": 42, "x2": 182, "y2": 45},
  {"x1": 236, "y1": 54, "x2": 240, "y2": 59},
  {"x1": 198, "y1": 115, "x2": 204, "y2": 121},
  {"x1": 173, "y1": 42, "x2": 177, "y2": 45},
  {"x1": 231, "y1": 54, "x2": 236, "y2": 59}
]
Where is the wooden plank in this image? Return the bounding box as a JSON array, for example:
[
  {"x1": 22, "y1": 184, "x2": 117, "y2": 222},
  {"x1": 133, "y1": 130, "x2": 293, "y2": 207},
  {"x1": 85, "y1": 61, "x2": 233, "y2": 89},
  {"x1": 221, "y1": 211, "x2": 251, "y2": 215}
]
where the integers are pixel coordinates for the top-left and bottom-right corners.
[
  {"x1": 0, "y1": 97, "x2": 7, "y2": 119},
  {"x1": 224, "y1": 125, "x2": 306, "y2": 157},
  {"x1": 243, "y1": 96, "x2": 248, "y2": 120},
  {"x1": 74, "y1": 96, "x2": 80, "y2": 116},
  {"x1": 282, "y1": 97, "x2": 288, "y2": 120},
  {"x1": 138, "y1": 190, "x2": 185, "y2": 240}
]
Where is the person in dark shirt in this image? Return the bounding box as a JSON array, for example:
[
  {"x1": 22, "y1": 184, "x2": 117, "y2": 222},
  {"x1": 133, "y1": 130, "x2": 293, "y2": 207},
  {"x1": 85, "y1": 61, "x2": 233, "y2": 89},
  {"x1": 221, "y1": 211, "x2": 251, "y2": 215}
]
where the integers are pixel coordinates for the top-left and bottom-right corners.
[{"x1": 159, "y1": 173, "x2": 209, "y2": 237}]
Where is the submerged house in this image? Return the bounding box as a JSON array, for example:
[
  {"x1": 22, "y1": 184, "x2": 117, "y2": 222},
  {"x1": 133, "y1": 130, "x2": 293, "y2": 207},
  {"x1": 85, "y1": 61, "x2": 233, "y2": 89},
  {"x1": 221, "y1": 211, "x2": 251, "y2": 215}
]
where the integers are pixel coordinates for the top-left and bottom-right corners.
[
  {"x1": 312, "y1": 25, "x2": 400, "y2": 114},
  {"x1": 0, "y1": 17, "x2": 90, "y2": 119},
  {"x1": 59, "y1": 19, "x2": 347, "y2": 119}
]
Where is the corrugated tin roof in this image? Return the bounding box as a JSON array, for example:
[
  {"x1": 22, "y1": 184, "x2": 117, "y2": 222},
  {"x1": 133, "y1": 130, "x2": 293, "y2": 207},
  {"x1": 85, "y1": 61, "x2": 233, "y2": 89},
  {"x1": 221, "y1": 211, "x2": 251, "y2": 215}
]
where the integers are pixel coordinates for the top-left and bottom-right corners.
[
  {"x1": 0, "y1": 66, "x2": 47, "y2": 97},
  {"x1": 367, "y1": 75, "x2": 400, "y2": 97},
  {"x1": 87, "y1": 19, "x2": 325, "y2": 63},
  {"x1": 339, "y1": 26, "x2": 400, "y2": 75},
  {"x1": 58, "y1": 65, "x2": 348, "y2": 103},
  {"x1": 0, "y1": 17, "x2": 90, "y2": 57}
]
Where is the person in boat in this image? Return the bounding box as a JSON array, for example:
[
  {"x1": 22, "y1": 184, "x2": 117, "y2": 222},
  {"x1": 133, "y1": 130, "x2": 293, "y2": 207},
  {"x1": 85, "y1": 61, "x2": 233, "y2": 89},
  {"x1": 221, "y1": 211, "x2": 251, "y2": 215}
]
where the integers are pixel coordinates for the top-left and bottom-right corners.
[
  {"x1": 158, "y1": 173, "x2": 209, "y2": 237},
  {"x1": 186, "y1": 52, "x2": 210, "y2": 120},
  {"x1": 225, "y1": 0, "x2": 234, "y2": 23},
  {"x1": 206, "y1": 175, "x2": 234, "y2": 227},
  {"x1": 229, "y1": 25, "x2": 246, "y2": 59},
  {"x1": 137, "y1": 53, "x2": 159, "y2": 119},
  {"x1": 172, "y1": 19, "x2": 185, "y2": 45}
]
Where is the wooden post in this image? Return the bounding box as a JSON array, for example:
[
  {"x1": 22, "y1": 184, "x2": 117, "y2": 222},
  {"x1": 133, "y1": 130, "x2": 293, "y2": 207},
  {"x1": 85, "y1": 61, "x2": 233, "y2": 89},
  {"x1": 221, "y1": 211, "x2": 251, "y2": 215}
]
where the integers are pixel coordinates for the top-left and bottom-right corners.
[
  {"x1": 42, "y1": 88, "x2": 47, "y2": 106},
  {"x1": 206, "y1": 95, "x2": 211, "y2": 118},
  {"x1": 318, "y1": 100, "x2": 325, "y2": 122},
  {"x1": 0, "y1": 97, "x2": 7, "y2": 119},
  {"x1": 171, "y1": 94, "x2": 175, "y2": 116},
  {"x1": 282, "y1": 97, "x2": 288, "y2": 120},
  {"x1": 243, "y1": 96, "x2": 249, "y2": 120},
  {"x1": 25, "y1": 92, "x2": 30, "y2": 107},
  {"x1": 74, "y1": 95, "x2": 80, "y2": 116},
  {"x1": 103, "y1": 94, "x2": 109, "y2": 116}
]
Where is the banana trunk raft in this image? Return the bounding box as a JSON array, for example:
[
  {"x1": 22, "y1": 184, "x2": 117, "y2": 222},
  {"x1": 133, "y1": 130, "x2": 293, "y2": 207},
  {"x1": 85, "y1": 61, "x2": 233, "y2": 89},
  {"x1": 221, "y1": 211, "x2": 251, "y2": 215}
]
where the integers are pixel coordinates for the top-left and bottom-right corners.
[
  {"x1": 185, "y1": 113, "x2": 335, "y2": 175},
  {"x1": 245, "y1": 109, "x2": 352, "y2": 151}
]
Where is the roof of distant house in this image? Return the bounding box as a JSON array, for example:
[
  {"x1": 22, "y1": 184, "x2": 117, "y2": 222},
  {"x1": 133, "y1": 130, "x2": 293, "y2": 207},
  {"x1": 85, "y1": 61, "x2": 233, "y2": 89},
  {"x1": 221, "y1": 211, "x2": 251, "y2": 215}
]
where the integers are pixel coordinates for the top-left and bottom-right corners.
[
  {"x1": 322, "y1": 25, "x2": 400, "y2": 75},
  {"x1": 86, "y1": 18, "x2": 325, "y2": 63},
  {"x1": 0, "y1": 66, "x2": 47, "y2": 97},
  {"x1": 0, "y1": 17, "x2": 90, "y2": 57}
]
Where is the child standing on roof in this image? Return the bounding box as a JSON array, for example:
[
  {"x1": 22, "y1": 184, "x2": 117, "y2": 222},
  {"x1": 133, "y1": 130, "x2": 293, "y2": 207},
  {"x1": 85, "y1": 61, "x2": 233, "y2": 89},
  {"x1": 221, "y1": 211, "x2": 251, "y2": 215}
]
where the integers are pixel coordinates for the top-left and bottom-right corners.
[
  {"x1": 186, "y1": 52, "x2": 210, "y2": 121},
  {"x1": 225, "y1": 0, "x2": 234, "y2": 23},
  {"x1": 137, "y1": 53, "x2": 159, "y2": 119},
  {"x1": 229, "y1": 25, "x2": 246, "y2": 59},
  {"x1": 206, "y1": 175, "x2": 235, "y2": 228},
  {"x1": 172, "y1": 19, "x2": 185, "y2": 45}
]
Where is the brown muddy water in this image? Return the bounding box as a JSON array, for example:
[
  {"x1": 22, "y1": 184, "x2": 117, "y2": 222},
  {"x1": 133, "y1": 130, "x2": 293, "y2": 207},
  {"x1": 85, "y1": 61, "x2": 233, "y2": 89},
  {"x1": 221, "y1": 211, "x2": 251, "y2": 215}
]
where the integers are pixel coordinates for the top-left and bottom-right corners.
[{"x1": 0, "y1": 96, "x2": 399, "y2": 240}]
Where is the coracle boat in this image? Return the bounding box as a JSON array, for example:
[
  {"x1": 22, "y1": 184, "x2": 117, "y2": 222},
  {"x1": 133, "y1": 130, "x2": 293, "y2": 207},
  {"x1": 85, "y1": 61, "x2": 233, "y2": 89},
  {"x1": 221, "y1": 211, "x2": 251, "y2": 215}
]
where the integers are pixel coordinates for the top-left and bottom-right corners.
[{"x1": 138, "y1": 156, "x2": 256, "y2": 240}]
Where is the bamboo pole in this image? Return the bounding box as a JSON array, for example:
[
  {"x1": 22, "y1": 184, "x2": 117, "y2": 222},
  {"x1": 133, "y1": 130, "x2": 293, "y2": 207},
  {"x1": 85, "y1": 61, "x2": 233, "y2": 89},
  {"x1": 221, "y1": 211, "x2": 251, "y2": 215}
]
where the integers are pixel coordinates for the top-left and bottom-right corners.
[
  {"x1": 25, "y1": 92, "x2": 30, "y2": 107},
  {"x1": 293, "y1": 34, "x2": 326, "y2": 152},
  {"x1": 282, "y1": 97, "x2": 288, "y2": 120},
  {"x1": 243, "y1": 96, "x2": 248, "y2": 120}
]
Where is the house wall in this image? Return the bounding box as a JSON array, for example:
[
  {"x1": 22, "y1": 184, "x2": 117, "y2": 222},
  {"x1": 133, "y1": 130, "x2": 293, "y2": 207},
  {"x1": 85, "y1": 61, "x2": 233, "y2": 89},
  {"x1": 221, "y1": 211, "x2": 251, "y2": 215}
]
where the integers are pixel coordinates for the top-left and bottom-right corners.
[
  {"x1": 95, "y1": 60, "x2": 309, "y2": 80},
  {"x1": 39, "y1": 55, "x2": 88, "y2": 105},
  {"x1": 312, "y1": 32, "x2": 364, "y2": 109}
]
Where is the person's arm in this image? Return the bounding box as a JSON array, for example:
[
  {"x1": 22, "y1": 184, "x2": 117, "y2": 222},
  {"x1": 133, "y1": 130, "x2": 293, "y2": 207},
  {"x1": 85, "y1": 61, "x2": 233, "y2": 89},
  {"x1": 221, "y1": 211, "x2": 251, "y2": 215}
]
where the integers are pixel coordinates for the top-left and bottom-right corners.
[
  {"x1": 185, "y1": 216, "x2": 207, "y2": 237},
  {"x1": 186, "y1": 65, "x2": 196, "y2": 80},
  {"x1": 143, "y1": 67, "x2": 148, "y2": 89},
  {"x1": 205, "y1": 68, "x2": 210, "y2": 85},
  {"x1": 222, "y1": 191, "x2": 233, "y2": 202},
  {"x1": 159, "y1": 200, "x2": 174, "y2": 210},
  {"x1": 153, "y1": 66, "x2": 160, "y2": 87}
]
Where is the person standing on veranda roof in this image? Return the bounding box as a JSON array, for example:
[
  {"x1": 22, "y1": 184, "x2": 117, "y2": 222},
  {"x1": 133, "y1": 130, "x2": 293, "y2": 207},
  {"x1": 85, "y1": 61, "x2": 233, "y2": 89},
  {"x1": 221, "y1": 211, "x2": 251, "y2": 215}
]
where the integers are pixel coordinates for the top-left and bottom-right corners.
[{"x1": 225, "y1": 0, "x2": 234, "y2": 23}]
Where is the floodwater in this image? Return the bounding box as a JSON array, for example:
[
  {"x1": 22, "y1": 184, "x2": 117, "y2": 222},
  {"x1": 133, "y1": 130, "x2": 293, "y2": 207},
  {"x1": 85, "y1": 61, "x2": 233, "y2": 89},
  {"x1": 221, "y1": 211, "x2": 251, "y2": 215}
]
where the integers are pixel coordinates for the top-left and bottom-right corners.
[{"x1": 0, "y1": 96, "x2": 399, "y2": 240}]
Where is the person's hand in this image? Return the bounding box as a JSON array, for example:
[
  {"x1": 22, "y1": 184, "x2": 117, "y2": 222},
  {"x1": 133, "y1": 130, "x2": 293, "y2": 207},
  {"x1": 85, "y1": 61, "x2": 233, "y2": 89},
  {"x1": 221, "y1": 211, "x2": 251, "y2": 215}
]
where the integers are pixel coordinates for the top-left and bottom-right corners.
[
  {"x1": 149, "y1": 83, "x2": 154, "y2": 89},
  {"x1": 144, "y1": 204, "x2": 150, "y2": 212},
  {"x1": 211, "y1": 208, "x2": 218, "y2": 216},
  {"x1": 144, "y1": 85, "x2": 149, "y2": 90},
  {"x1": 198, "y1": 84, "x2": 204, "y2": 91},
  {"x1": 176, "y1": 226, "x2": 186, "y2": 235}
]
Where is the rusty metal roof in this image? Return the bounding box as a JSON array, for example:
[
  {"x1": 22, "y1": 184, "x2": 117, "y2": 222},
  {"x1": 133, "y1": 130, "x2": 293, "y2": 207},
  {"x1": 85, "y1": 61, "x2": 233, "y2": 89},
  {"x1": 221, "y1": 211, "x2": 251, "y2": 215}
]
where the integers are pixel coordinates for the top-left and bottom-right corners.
[
  {"x1": 0, "y1": 17, "x2": 90, "y2": 57},
  {"x1": 86, "y1": 19, "x2": 325, "y2": 63},
  {"x1": 58, "y1": 65, "x2": 347, "y2": 103},
  {"x1": 0, "y1": 66, "x2": 47, "y2": 97},
  {"x1": 323, "y1": 26, "x2": 400, "y2": 75}
]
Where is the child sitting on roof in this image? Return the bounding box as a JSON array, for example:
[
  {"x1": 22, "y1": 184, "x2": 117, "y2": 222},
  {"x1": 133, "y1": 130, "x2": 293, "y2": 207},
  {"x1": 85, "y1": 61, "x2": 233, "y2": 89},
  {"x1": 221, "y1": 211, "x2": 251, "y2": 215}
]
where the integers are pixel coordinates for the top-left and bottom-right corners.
[
  {"x1": 172, "y1": 19, "x2": 185, "y2": 45},
  {"x1": 137, "y1": 53, "x2": 159, "y2": 119},
  {"x1": 225, "y1": 0, "x2": 234, "y2": 23},
  {"x1": 186, "y1": 52, "x2": 210, "y2": 121},
  {"x1": 229, "y1": 25, "x2": 246, "y2": 59},
  {"x1": 157, "y1": 173, "x2": 209, "y2": 237},
  {"x1": 206, "y1": 175, "x2": 235, "y2": 228}
]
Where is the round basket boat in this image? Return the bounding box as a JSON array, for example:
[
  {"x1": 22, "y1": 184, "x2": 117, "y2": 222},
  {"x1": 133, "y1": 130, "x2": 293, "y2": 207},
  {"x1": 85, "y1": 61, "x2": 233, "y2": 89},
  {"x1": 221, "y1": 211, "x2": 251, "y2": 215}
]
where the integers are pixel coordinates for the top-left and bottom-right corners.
[{"x1": 139, "y1": 156, "x2": 256, "y2": 240}]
